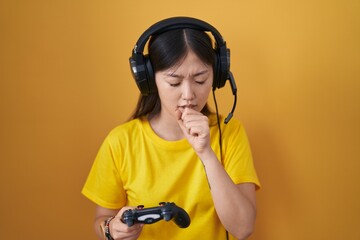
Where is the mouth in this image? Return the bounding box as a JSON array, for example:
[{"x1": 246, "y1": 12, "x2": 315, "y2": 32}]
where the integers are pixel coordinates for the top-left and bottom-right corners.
[{"x1": 178, "y1": 104, "x2": 197, "y2": 110}]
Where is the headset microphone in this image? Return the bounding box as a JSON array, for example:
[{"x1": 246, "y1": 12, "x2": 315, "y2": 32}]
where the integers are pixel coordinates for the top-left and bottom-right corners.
[{"x1": 224, "y1": 71, "x2": 237, "y2": 124}]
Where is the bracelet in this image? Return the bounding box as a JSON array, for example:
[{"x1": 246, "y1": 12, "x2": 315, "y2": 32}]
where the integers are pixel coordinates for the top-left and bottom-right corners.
[{"x1": 104, "y1": 216, "x2": 115, "y2": 240}]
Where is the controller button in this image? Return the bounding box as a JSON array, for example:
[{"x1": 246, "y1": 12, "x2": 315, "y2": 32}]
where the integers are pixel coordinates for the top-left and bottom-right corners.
[{"x1": 138, "y1": 214, "x2": 161, "y2": 221}]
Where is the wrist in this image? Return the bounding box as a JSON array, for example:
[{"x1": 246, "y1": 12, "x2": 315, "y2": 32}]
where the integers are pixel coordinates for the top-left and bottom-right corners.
[
  {"x1": 100, "y1": 216, "x2": 115, "y2": 240},
  {"x1": 197, "y1": 147, "x2": 217, "y2": 164}
]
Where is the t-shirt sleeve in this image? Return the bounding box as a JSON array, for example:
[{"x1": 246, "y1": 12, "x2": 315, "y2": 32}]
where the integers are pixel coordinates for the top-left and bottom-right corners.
[
  {"x1": 81, "y1": 133, "x2": 127, "y2": 209},
  {"x1": 222, "y1": 119, "x2": 261, "y2": 189}
]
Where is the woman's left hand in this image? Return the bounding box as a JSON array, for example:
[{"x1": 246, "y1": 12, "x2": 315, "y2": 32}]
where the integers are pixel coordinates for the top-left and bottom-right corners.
[{"x1": 176, "y1": 107, "x2": 211, "y2": 154}]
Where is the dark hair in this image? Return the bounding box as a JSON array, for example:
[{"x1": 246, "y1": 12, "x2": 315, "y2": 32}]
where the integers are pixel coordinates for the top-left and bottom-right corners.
[{"x1": 130, "y1": 28, "x2": 216, "y2": 120}]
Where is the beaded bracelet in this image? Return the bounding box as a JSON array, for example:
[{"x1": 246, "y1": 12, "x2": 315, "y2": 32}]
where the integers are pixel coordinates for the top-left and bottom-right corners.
[{"x1": 104, "y1": 216, "x2": 115, "y2": 240}]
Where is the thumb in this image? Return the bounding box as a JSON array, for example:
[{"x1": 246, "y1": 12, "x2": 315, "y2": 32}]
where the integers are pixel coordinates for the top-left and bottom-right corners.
[
  {"x1": 175, "y1": 109, "x2": 188, "y2": 135},
  {"x1": 175, "y1": 108, "x2": 183, "y2": 120}
]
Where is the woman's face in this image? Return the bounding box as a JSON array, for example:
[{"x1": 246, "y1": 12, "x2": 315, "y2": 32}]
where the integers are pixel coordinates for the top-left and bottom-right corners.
[{"x1": 155, "y1": 51, "x2": 213, "y2": 121}]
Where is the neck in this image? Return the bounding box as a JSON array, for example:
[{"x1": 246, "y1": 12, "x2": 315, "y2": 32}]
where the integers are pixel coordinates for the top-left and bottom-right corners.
[{"x1": 149, "y1": 112, "x2": 184, "y2": 141}]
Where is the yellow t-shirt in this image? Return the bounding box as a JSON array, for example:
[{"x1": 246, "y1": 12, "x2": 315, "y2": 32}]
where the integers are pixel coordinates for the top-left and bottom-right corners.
[{"x1": 82, "y1": 116, "x2": 260, "y2": 240}]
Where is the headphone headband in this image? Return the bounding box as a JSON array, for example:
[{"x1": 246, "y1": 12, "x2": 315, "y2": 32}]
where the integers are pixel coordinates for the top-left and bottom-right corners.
[
  {"x1": 133, "y1": 16, "x2": 226, "y2": 55},
  {"x1": 130, "y1": 16, "x2": 232, "y2": 96}
]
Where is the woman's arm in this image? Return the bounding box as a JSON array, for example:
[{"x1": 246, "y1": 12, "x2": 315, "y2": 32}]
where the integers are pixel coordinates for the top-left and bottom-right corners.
[
  {"x1": 199, "y1": 149, "x2": 257, "y2": 240},
  {"x1": 177, "y1": 108, "x2": 257, "y2": 239}
]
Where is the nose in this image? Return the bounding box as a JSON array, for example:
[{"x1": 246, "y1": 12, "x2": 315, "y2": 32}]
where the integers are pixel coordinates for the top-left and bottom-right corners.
[{"x1": 181, "y1": 81, "x2": 195, "y2": 101}]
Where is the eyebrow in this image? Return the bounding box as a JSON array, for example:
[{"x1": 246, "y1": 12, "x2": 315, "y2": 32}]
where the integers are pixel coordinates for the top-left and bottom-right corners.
[{"x1": 167, "y1": 69, "x2": 209, "y2": 78}]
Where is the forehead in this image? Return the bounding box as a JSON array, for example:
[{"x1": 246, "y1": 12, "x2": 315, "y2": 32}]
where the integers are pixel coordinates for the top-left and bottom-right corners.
[{"x1": 165, "y1": 51, "x2": 212, "y2": 73}]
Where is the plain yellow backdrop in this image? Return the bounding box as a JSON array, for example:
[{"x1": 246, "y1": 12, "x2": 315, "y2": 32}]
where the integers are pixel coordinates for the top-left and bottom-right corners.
[{"x1": 0, "y1": 0, "x2": 359, "y2": 239}]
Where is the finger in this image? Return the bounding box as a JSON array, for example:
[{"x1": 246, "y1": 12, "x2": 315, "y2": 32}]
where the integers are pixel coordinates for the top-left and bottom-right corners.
[
  {"x1": 175, "y1": 108, "x2": 183, "y2": 120},
  {"x1": 180, "y1": 108, "x2": 202, "y2": 120},
  {"x1": 116, "y1": 206, "x2": 135, "y2": 217},
  {"x1": 111, "y1": 220, "x2": 143, "y2": 239},
  {"x1": 177, "y1": 118, "x2": 190, "y2": 136},
  {"x1": 176, "y1": 109, "x2": 189, "y2": 134},
  {"x1": 182, "y1": 116, "x2": 208, "y2": 131}
]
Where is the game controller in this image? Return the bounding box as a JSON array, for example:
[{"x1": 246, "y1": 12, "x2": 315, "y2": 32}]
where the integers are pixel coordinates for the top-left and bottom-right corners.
[{"x1": 121, "y1": 202, "x2": 191, "y2": 228}]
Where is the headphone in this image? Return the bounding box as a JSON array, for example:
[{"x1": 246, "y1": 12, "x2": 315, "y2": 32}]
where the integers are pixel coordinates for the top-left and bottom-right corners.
[{"x1": 129, "y1": 16, "x2": 237, "y2": 123}]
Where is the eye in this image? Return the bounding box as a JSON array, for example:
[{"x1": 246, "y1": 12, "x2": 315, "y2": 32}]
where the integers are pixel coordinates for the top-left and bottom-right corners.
[
  {"x1": 195, "y1": 81, "x2": 206, "y2": 85},
  {"x1": 169, "y1": 82, "x2": 181, "y2": 87}
]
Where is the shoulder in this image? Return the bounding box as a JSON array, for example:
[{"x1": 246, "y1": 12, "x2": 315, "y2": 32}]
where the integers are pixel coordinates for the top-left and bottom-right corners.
[
  {"x1": 103, "y1": 118, "x2": 147, "y2": 144},
  {"x1": 109, "y1": 118, "x2": 145, "y2": 134},
  {"x1": 222, "y1": 117, "x2": 244, "y2": 131},
  {"x1": 217, "y1": 115, "x2": 249, "y2": 142},
  {"x1": 208, "y1": 113, "x2": 245, "y2": 132}
]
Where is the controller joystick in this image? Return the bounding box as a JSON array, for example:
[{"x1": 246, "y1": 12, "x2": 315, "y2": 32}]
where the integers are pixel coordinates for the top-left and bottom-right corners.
[{"x1": 121, "y1": 202, "x2": 190, "y2": 228}]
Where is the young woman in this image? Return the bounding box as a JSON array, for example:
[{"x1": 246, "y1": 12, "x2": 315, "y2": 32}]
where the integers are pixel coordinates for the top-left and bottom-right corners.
[{"x1": 82, "y1": 17, "x2": 260, "y2": 240}]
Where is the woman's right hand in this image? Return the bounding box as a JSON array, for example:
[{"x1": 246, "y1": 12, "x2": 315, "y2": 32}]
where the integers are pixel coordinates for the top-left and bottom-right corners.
[{"x1": 109, "y1": 207, "x2": 144, "y2": 240}]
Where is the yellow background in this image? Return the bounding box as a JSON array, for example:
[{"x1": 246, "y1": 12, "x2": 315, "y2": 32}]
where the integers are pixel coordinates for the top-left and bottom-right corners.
[{"x1": 0, "y1": 0, "x2": 359, "y2": 239}]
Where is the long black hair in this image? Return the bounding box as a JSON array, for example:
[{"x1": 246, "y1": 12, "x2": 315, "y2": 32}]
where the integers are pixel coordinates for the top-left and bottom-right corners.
[{"x1": 130, "y1": 28, "x2": 216, "y2": 120}]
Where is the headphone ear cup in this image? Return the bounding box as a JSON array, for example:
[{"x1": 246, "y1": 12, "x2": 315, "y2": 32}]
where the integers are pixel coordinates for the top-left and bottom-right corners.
[
  {"x1": 215, "y1": 45, "x2": 230, "y2": 89},
  {"x1": 129, "y1": 54, "x2": 157, "y2": 96},
  {"x1": 213, "y1": 51, "x2": 220, "y2": 89},
  {"x1": 144, "y1": 55, "x2": 157, "y2": 94},
  {"x1": 129, "y1": 54, "x2": 150, "y2": 95}
]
